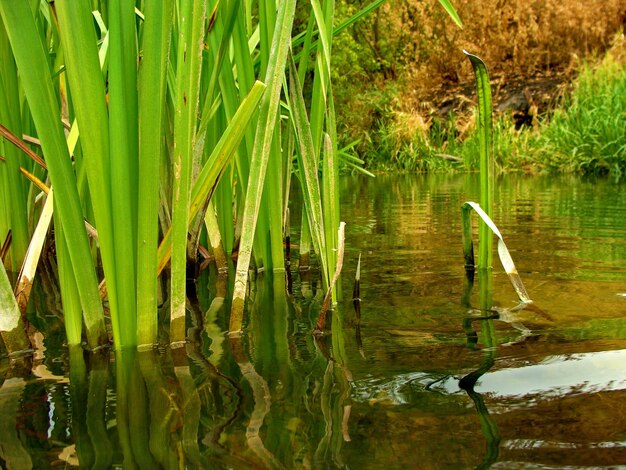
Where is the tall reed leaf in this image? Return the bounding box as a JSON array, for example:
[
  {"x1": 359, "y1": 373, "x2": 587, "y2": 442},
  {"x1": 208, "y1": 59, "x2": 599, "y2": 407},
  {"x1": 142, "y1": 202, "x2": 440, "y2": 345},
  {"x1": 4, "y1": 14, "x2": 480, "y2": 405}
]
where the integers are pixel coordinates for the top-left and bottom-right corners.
[
  {"x1": 57, "y1": 0, "x2": 131, "y2": 347},
  {"x1": 437, "y1": 0, "x2": 463, "y2": 28},
  {"x1": 230, "y1": 0, "x2": 298, "y2": 333},
  {"x1": 465, "y1": 51, "x2": 493, "y2": 269},
  {"x1": 156, "y1": 81, "x2": 266, "y2": 274},
  {"x1": 170, "y1": 0, "x2": 206, "y2": 344},
  {"x1": 0, "y1": 1, "x2": 107, "y2": 348},
  {"x1": 287, "y1": 54, "x2": 328, "y2": 287},
  {"x1": 108, "y1": 0, "x2": 139, "y2": 346},
  {"x1": 137, "y1": 0, "x2": 174, "y2": 347},
  {"x1": 0, "y1": 20, "x2": 29, "y2": 272}
]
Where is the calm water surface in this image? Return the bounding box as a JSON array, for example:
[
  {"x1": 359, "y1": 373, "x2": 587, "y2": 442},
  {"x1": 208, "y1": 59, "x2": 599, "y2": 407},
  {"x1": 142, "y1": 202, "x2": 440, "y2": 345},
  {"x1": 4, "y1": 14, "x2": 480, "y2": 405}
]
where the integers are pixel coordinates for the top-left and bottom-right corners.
[{"x1": 2, "y1": 174, "x2": 626, "y2": 469}]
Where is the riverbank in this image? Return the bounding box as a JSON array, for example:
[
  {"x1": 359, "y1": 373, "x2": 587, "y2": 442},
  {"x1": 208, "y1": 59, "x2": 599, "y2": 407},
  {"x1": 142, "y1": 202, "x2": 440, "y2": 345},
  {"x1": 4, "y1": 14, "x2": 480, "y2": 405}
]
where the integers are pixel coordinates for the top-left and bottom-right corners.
[
  {"x1": 332, "y1": 0, "x2": 626, "y2": 176},
  {"x1": 350, "y1": 35, "x2": 625, "y2": 176}
]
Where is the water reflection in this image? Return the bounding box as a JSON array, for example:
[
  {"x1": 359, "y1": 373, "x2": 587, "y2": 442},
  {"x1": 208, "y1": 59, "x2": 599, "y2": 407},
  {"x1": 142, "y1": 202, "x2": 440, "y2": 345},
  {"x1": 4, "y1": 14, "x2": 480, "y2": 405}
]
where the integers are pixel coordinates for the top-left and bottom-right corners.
[{"x1": 2, "y1": 174, "x2": 626, "y2": 467}]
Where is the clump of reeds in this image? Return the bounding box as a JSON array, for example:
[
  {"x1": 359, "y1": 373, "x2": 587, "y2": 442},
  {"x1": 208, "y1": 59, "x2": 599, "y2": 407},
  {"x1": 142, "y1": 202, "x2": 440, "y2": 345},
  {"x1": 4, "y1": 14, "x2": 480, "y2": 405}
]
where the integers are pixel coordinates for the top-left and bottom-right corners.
[{"x1": 0, "y1": 0, "x2": 386, "y2": 352}]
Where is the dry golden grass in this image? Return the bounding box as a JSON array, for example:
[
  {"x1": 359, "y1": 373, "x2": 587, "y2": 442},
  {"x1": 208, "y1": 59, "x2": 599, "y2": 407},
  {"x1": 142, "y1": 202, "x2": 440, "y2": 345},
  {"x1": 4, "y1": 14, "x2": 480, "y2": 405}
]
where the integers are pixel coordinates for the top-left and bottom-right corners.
[
  {"x1": 376, "y1": 0, "x2": 626, "y2": 90},
  {"x1": 336, "y1": 0, "x2": 626, "y2": 143}
]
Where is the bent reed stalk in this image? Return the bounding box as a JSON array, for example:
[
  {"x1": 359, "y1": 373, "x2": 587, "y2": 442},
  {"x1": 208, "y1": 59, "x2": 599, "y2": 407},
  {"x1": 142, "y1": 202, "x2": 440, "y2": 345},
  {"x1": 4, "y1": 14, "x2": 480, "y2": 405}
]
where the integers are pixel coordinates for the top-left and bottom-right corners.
[{"x1": 0, "y1": 0, "x2": 385, "y2": 351}]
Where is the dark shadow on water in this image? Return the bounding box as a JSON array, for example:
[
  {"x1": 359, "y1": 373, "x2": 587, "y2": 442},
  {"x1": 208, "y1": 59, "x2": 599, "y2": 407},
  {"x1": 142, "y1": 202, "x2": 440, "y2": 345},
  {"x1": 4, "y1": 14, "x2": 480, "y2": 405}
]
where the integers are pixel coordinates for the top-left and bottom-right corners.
[{"x1": 460, "y1": 268, "x2": 501, "y2": 469}]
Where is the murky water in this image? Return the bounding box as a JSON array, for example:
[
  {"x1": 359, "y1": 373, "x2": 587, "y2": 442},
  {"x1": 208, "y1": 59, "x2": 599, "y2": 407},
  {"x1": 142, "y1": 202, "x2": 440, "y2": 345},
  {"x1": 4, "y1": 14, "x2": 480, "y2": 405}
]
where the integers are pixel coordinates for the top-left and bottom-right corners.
[{"x1": 2, "y1": 174, "x2": 626, "y2": 469}]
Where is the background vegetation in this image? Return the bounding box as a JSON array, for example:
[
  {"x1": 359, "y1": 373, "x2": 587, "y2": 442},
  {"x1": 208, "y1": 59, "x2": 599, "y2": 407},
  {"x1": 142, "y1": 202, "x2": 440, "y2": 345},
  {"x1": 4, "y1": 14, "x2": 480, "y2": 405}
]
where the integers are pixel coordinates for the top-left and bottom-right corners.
[{"x1": 332, "y1": 0, "x2": 626, "y2": 173}]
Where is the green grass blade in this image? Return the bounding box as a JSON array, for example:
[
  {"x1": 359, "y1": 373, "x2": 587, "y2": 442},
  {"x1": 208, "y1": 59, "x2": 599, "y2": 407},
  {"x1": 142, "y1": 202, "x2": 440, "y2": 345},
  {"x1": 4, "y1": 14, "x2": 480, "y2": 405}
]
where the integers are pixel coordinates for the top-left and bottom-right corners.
[
  {"x1": 437, "y1": 0, "x2": 463, "y2": 28},
  {"x1": 197, "y1": 0, "x2": 240, "y2": 137},
  {"x1": 157, "y1": 80, "x2": 266, "y2": 274},
  {"x1": 108, "y1": 0, "x2": 139, "y2": 346},
  {"x1": 292, "y1": 0, "x2": 385, "y2": 59},
  {"x1": 0, "y1": 20, "x2": 30, "y2": 272},
  {"x1": 55, "y1": 218, "x2": 83, "y2": 346},
  {"x1": 136, "y1": 0, "x2": 174, "y2": 347},
  {"x1": 170, "y1": 0, "x2": 206, "y2": 344},
  {"x1": 229, "y1": 0, "x2": 298, "y2": 333},
  {"x1": 287, "y1": 53, "x2": 328, "y2": 287},
  {"x1": 0, "y1": 1, "x2": 107, "y2": 348},
  {"x1": 464, "y1": 51, "x2": 493, "y2": 269}
]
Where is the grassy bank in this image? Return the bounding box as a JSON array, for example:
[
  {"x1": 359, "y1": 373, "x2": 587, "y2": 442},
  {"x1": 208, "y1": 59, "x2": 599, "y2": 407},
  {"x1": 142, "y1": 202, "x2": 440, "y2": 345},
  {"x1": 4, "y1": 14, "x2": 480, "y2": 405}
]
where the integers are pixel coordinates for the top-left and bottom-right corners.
[{"x1": 355, "y1": 34, "x2": 626, "y2": 176}]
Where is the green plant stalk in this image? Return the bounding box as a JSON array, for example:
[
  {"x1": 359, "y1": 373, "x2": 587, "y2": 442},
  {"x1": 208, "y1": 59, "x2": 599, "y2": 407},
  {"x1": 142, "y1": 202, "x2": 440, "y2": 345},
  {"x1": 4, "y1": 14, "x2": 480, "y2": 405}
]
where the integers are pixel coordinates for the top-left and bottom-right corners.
[
  {"x1": 465, "y1": 51, "x2": 493, "y2": 269},
  {"x1": 309, "y1": 0, "x2": 333, "y2": 155},
  {"x1": 244, "y1": 2, "x2": 273, "y2": 272},
  {"x1": 214, "y1": 165, "x2": 235, "y2": 257},
  {"x1": 265, "y1": 129, "x2": 285, "y2": 272},
  {"x1": 0, "y1": 20, "x2": 30, "y2": 272},
  {"x1": 326, "y1": 94, "x2": 342, "y2": 295},
  {"x1": 287, "y1": 54, "x2": 329, "y2": 288},
  {"x1": 54, "y1": 210, "x2": 85, "y2": 345},
  {"x1": 295, "y1": 12, "x2": 317, "y2": 269},
  {"x1": 0, "y1": 1, "x2": 107, "y2": 348},
  {"x1": 197, "y1": 0, "x2": 240, "y2": 137},
  {"x1": 204, "y1": 200, "x2": 228, "y2": 270},
  {"x1": 437, "y1": 0, "x2": 463, "y2": 28},
  {"x1": 322, "y1": 132, "x2": 338, "y2": 292},
  {"x1": 230, "y1": 0, "x2": 298, "y2": 333},
  {"x1": 108, "y1": 0, "x2": 139, "y2": 347},
  {"x1": 136, "y1": 0, "x2": 174, "y2": 347},
  {"x1": 321, "y1": 0, "x2": 339, "y2": 288},
  {"x1": 170, "y1": 0, "x2": 206, "y2": 344},
  {"x1": 229, "y1": 3, "x2": 257, "y2": 254},
  {"x1": 157, "y1": 81, "x2": 266, "y2": 274},
  {"x1": 188, "y1": 3, "x2": 240, "y2": 260},
  {"x1": 247, "y1": 0, "x2": 280, "y2": 270},
  {"x1": 55, "y1": 0, "x2": 116, "y2": 344},
  {"x1": 296, "y1": 12, "x2": 316, "y2": 84}
]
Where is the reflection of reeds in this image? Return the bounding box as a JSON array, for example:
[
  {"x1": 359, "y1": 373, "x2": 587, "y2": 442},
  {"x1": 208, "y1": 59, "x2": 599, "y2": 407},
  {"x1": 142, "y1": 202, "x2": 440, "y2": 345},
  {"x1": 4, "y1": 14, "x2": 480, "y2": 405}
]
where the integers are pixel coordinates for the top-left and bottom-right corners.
[{"x1": 460, "y1": 269, "x2": 501, "y2": 469}]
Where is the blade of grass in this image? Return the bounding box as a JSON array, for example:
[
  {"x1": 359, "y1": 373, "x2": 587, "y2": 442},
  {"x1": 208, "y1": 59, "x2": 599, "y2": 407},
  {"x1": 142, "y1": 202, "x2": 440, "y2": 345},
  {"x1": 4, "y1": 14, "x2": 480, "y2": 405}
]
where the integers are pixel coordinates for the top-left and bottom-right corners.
[
  {"x1": 464, "y1": 51, "x2": 494, "y2": 270},
  {"x1": 229, "y1": 0, "x2": 298, "y2": 334},
  {"x1": 14, "y1": 187, "x2": 53, "y2": 314},
  {"x1": 55, "y1": 217, "x2": 84, "y2": 346},
  {"x1": 0, "y1": 20, "x2": 30, "y2": 272},
  {"x1": 108, "y1": 0, "x2": 139, "y2": 347},
  {"x1": 170, "y1": 0, "x2": 206, "y2": 344},
  {"x1": 316, "y1": 221, "x2": 345, "y2": 331},
  {"x1": 136, "y1": 0, "x2": 174, "y2": 347},
  {"x1": 157, "y1": 81, "x2": 266, "y2": 274},
  {"x1": 0, "y1": 1, "x2": 107, "y2": 348},
  {"x1": 287, "y1": 52, "x2": 328, "y2": 286},
  {"x1": 437, "y1": 0, "x2": 463, "y2": 28}
]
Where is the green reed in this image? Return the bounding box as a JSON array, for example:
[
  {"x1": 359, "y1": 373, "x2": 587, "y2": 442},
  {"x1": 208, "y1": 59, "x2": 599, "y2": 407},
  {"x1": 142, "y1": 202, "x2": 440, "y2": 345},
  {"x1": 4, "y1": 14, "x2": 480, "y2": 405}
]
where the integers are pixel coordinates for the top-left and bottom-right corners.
[
  {"x1": 0, "y1": 0, "x2": 391, "y2": 351},
  {"x1": 465, "y1": 51, "x2": 494, "y2": 269}
]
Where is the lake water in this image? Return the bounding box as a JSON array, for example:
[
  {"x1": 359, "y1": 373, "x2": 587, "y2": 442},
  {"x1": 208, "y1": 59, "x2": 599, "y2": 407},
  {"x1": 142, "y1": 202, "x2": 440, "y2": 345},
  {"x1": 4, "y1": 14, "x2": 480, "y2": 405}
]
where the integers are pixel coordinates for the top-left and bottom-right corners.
[{"x1": 2, "y1": 174, "x2": 626, "y2": 468}]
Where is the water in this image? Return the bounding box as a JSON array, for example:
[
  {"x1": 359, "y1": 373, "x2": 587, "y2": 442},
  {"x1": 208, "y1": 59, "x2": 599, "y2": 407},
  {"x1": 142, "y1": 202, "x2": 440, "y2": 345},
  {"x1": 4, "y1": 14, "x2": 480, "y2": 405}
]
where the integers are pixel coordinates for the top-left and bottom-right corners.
[{"x1": 2, "y1": 174, "x2": 626, "y2": 469}]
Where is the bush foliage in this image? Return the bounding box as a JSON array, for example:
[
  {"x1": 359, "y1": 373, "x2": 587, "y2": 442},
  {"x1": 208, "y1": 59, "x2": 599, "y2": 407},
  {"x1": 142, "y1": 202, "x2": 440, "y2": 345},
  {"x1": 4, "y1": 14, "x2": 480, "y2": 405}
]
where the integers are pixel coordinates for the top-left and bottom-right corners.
[{"x1": 332, "y1": 0, "x2": 626, "y2": 170}]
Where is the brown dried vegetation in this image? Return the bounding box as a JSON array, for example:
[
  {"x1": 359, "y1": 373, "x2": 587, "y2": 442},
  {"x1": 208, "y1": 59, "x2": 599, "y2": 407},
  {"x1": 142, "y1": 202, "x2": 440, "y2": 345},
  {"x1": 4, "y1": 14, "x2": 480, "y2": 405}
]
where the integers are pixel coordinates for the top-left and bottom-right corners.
[{"x1": 335, "y1": 0, "x2": 626, "y2": 145}]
